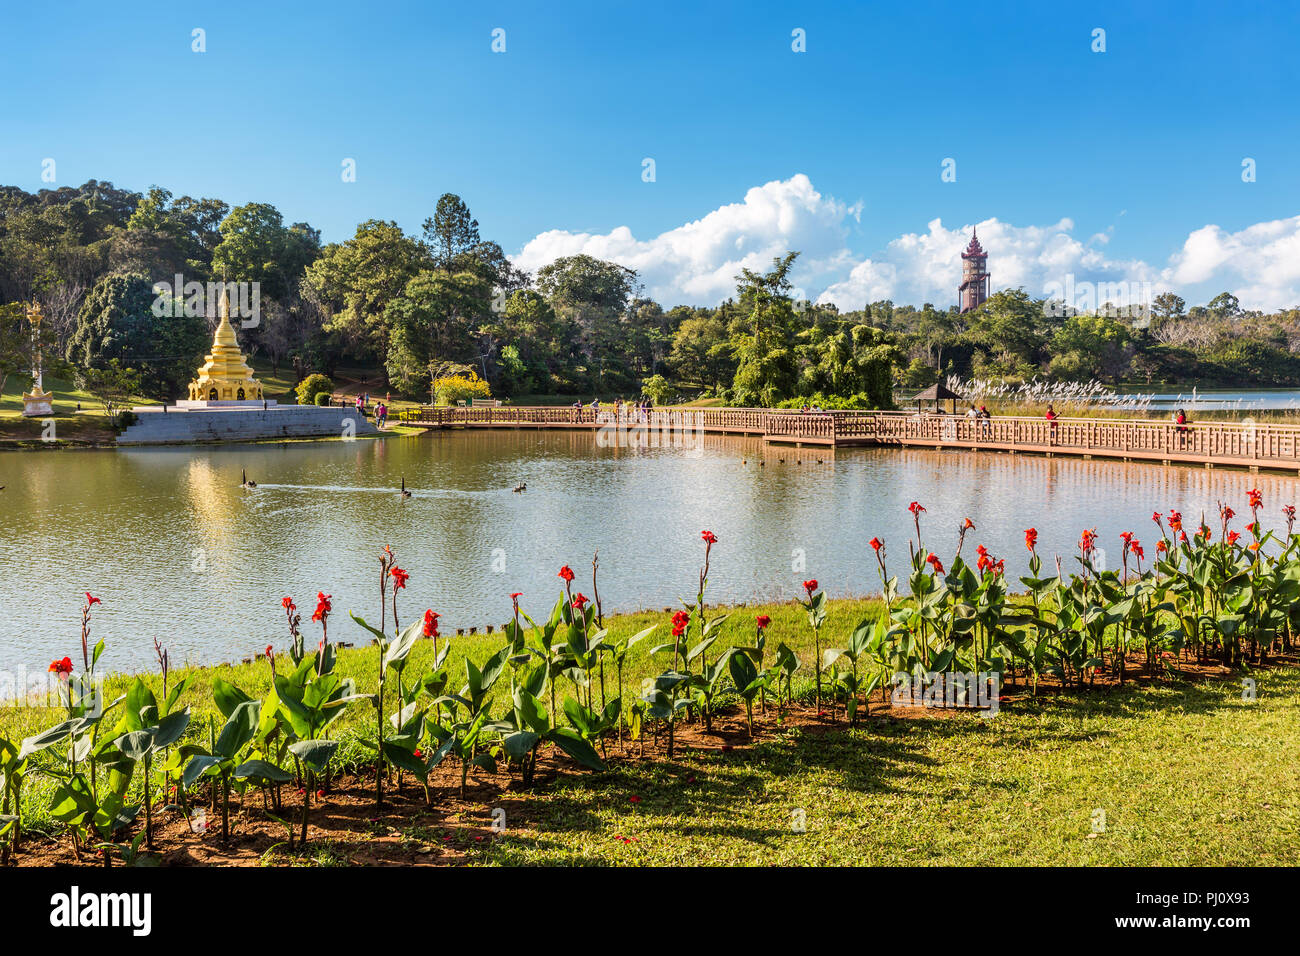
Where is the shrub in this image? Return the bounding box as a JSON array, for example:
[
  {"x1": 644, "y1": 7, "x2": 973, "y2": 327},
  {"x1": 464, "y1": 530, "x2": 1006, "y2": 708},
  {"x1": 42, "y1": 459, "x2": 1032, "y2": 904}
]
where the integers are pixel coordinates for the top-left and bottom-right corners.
[
  {"x1": 314, "y1": 391, "x2": 331, "y2": 406},
  {"x1": 295, "y1": 373, "x2": 333, "y2": 406},
  {"x1": 433, "y1": 371, "x2": 491, "y2": 406},
  {"x1": 641, "y1": 374, "x2": 673, "y2": 406}
]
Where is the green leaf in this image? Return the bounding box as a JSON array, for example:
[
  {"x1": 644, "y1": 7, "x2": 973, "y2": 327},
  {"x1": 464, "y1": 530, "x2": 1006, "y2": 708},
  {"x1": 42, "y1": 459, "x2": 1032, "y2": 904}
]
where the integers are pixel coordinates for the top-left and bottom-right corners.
[
  {"x1": 546, "y1": 728, "x2": 606, "y2": 772},
  {"x1": 116, "y1": 729, "x2": 155, "y2": 761},
  {"x1": 383, "y1": 618, "x2": 424, "y2": 672},
  {"x1": 234, "y1": 759, "x2": 292, "y2": 784},
  {"x1": 214, "y1": 700, "x2": 260, "y2": 759},
  {"x1": 212, "y1": 679, "x2": 253, "y2": 719},
  {"x1": 153, "y1": 708, "x2": 191, "y2": 749},
  {"x1": 288, "y1": 738, "x2": 338, "y2": 773},
  {"x1": 182, "y1": 754, "x2": 221, "y2": 786}
]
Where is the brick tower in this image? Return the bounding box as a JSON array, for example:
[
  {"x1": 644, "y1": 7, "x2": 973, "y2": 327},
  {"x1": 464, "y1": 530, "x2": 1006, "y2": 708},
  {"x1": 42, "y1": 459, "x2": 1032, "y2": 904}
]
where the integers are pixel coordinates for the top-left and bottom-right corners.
[{"x1": 959, "y1": 227, "x2": 990, "y2": 313}]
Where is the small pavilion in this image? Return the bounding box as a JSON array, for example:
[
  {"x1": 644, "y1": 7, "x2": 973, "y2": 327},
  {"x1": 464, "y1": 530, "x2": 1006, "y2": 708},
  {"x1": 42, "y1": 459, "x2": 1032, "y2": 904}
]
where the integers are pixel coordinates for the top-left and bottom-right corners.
[{"x1": 912, "y1": 382, "x2": 964, "y2": 415}]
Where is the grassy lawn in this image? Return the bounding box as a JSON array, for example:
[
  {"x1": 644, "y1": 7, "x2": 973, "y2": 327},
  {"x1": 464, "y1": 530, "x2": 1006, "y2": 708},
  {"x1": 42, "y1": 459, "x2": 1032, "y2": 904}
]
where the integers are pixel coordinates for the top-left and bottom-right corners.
[
  {"x1": 2, "y1": 597, "x2": 1295, "y2": 865},
  {"x1": 476, "y1": 669, "x2": 1299, "y2": 866},
  {"x1": 0, "y1": 373, "x2": 135, "y2": 443}
]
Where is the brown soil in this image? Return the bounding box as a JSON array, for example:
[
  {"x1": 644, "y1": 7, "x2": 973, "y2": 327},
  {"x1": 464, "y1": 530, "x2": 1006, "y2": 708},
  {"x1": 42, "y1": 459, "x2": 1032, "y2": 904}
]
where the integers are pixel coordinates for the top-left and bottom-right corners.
[{"x1": 6, "y1": 650, "x2": 1292, "y2": 867}]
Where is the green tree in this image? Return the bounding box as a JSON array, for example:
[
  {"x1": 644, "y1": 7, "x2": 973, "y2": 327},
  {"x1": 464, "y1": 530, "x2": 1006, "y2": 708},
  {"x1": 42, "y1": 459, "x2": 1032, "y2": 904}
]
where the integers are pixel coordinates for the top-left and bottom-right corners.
[
  {"x1": 729, "y1": 253, "x2": 799, "y2": 406},
  {"x1": 1207, "y1": 292, "x2": 1242, "y2": 318},
  {"x1": 75, "y1": 359, "x2": 142, "y2": 422},
  {"x1": 641, "y1": 373, "x2": 673, "y2": 405},
  {"x1": 1049, "y1": 313, "x2": 1135, "y2": 383},
  {"x1": 669, "y1": 312, "x2": 733, "y2": 391},
  {"x1": 302, "y1": 220, "x2": 426, "y2": 364},
  {"x1": 964, "y1": 288, "x2": 1046, "y2": 379},
  {"x1": 383, "y1": 270, "x2": 491, "y2": 394},
  {"x1": 211, "y1": 202, "x2": 319, "y2": 303},
  {"x1": 422, "y1": 194, "x2": 480, "y2": 273},
  {"x1": 1152, "y1": 292, "x2": 1186, "y2": 320},
  {"x1": 65, "y1": 272, "x2": 205, "y2": 399}
]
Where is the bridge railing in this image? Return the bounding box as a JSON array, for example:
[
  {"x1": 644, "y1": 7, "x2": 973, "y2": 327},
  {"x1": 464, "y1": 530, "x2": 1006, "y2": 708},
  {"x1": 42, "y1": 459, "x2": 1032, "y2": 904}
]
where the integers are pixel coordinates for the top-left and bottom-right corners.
[
  {"x1": 390, "y1": 404, "x2": 1300, "y2": 466},
  {"x1": 863, "y1": 411, "x2": 1300, "y2": 464}
]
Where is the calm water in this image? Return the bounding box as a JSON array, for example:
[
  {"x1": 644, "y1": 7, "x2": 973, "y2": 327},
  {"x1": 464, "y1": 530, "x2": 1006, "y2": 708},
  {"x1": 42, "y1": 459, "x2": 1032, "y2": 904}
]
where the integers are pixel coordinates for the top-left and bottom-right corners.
[
  {"x1": 1114, "y1": 389, "x2": 1300, "y2": 412},
  {"x1": 1, "y1": 431, "x2": 1297, "y2": 678}
]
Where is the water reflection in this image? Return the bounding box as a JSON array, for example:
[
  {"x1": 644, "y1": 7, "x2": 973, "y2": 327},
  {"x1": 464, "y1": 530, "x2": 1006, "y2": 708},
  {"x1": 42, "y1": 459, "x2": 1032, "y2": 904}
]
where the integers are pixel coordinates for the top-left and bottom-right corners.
[{"x1": 1, "y1": 432, "x2": 1295, "y2": 675}]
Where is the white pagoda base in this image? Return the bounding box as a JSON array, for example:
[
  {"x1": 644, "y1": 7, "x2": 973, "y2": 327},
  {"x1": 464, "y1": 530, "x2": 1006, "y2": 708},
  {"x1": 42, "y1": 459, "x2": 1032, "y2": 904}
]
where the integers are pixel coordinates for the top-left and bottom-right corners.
[{"x1": 118, "y1": 404, "x2": 377, "y2": 445}]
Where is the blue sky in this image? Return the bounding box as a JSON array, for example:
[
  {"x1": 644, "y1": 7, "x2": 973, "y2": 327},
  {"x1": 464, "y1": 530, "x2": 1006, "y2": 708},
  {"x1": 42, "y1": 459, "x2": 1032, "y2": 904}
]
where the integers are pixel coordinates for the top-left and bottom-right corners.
[{"x1": 2, "y1": 0, "x2": 1298, "y2": 309}]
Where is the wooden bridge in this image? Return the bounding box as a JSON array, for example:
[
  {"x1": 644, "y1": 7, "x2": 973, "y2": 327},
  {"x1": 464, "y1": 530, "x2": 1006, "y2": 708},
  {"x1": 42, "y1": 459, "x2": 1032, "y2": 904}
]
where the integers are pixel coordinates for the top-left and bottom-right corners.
[{"x1": 392, "y1": 405, "x2": 1300, "y2": 474}]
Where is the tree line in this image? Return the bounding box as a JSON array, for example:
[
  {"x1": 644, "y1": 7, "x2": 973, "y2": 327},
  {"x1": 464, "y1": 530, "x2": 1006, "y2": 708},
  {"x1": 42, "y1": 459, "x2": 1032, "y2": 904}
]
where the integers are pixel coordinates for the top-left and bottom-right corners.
[{"x1": 2, "y1": 179, "x2": 1296, "y2": 408}]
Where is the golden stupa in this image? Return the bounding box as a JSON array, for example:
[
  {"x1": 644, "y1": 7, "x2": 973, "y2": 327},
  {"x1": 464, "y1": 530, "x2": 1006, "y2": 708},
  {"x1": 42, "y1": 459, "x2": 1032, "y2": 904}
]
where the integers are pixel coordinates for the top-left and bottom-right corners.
[
  {"x1": 21, "y1": 302, "x2": 54, "y2": 417},
  {"x1": 186, "y1": 292, "x2": 264, "y2": 403}
]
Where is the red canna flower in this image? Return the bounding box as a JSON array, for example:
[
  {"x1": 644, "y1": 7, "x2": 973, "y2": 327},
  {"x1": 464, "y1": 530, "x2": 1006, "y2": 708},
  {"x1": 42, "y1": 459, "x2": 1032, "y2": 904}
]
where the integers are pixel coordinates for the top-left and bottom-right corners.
[
  {"x1": 572, "y1": 592, "x2": 589, "y2": 611},
  {"x1": 926, "y1": 553, "x2": 944, "y2": 574},
  {"x1": 1156, "y1": 539, "x2": 1168, "y2": 553},
  {"x1": 422, "y1": 609, "x2": 440, "y2": 638},
  {"x1": 1168, "y1": 510, "x2": 1183, "y2": 532},
  {"x1": 265, "y1": 644, "x2": 273, "y2": 659},
  {"x1": 1024, "y1": 528, "x2": 1038, "y2": 552},
  {"x1": 389, "y1": 566, "x2": 410, "y2": 590},
  {"x1": 281, "y1": 596, "x2": 295, "y2": 610},
  {"x1": 1227, "y1": 530, "x2": 1240, "y2": 545},
  {"x1": 1248, "y1": 488, "x2": 1262, "y2": 510},
  {"x1": 1079, "y1": 528, "x2": 1098, "y2": 554},
  {"x1": 756, "y1": 614, "x2": 771, "y2": 629},
  {"x1": 869, "y1": 536, "x2": 883, "y2": 552},
  {"x1": 85, "y1": 592, "x2": 100, "y2": 607},
  {"x1": 1130, "y1": 541, "x2": 1144, "y2": 561},
  {"x1": 908, "y1": 501, "x2": 925, "y2": 516},
  {"x1": 701, "y1": 530, "x2": 717, "y2": 545},
  {"x1": 962, "y1": 517, "x2": 975, "y2": 530},
  {"x1": 1284, "y1": 505, "x2": 1296, "y2": 522},
  {"x1": 671, "y1": 609, "x2": 690, "y2": 638},
  {"x1": 1220, "y1": 504, "x2": 1235, "y2": 523},
  {"x1": 1151, "y1": 511, "x2": 1162, "y2": 526},
  {"x1": 1247, "y1": 541, "x2": 1260, "y2": 553},
  {"x1": 558, "y1": 565, "x2": 575, "y2": 582},
  {"x1": 312, "y1": 591, "x2": 332, "y2": 623},
  {"x1": 803, "y1": 579, "x2": 818, "y2": 594},
  {"x1": 48, "y1": 656, "x2": 73, "y2": 677}
]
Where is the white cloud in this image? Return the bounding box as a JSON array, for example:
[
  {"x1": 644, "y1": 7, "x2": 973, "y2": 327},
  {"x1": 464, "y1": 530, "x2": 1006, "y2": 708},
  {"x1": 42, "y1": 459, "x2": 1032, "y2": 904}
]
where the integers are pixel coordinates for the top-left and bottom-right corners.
[
  {"x1": 512, "y1": 174, "x2": 1300, "y2": 312},
  {"x1": 512, "y1": 174, "x2": 855, "y2": 305},
  {"x1": 817, "y1": 218, "x2": 1157, "y2": 310},
  {"x1": 1161, "y1": 216, "x2": 1300, "y2": 309}
]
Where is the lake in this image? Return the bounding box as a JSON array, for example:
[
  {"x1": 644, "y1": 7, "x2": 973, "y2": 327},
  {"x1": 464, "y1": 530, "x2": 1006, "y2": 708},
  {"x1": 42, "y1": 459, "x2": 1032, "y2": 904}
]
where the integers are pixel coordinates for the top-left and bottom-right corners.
[{"x1": 1, "y1": 430, "x2": 1296, "y2": 680}]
